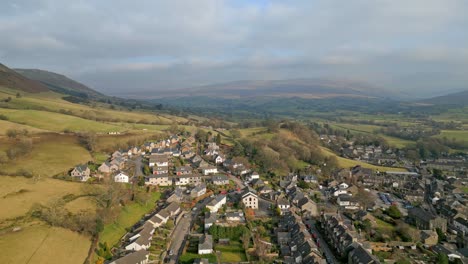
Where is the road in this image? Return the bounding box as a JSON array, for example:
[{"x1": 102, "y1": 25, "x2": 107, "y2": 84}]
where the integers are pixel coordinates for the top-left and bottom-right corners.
[
  {"x1": 305, "y1": 219, "x2": 340, "y2": 264},
  {"x1": 228, "y1": 174, "x2": 245, "y2": 189},
  {"x1": 166, "y1": 197, "x2": 211, "y2": 264},
  {"x1": 167, "y1": 215, "x2": 191, "y2": 264},
  {"x1": 129, "y1": 156, "x2": 144, "y2": 177}
]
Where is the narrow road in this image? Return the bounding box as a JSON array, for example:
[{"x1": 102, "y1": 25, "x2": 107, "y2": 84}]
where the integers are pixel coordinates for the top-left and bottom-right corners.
[
  {"x1": 167, "y1": 215, "x2": 191, "y2": 264},
  {"x1": 305, "y1": 219, "x2": 340, "y2": 264}
]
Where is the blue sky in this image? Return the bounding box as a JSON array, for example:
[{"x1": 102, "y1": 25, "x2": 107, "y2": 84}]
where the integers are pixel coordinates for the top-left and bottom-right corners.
[{"x1": 0, "y1": 0, "x2": 467, "y2": 97}]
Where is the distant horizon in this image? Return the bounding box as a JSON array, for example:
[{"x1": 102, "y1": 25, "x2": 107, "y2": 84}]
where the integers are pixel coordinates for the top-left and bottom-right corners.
[{"x1": 1, "y1": 0, "x2": 467, "y2": 97}]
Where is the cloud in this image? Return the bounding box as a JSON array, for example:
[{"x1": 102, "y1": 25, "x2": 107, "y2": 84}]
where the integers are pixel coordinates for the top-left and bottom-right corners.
[{"x1": 0, "y1": 0, "x2": 467, "y2": 96}]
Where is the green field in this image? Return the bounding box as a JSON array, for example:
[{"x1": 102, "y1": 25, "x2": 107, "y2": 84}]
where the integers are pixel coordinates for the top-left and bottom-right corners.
[
  {"x1": 0, "y1": 120, "x2": 48, "y2": 135},
  {"x1": 99, "y1": 191, "x2": 161, "y2": 247},
  {"x1": 0, "y1": 134, "x2": 92, "y2": 176},
  {"x1": 434, "y1": 130, "x2": 468, "y2": 143},
  {"x1": 0, "y1": 223, "x2": 91, "y2": 264},
  {"x1": 179, "y1": 253, "x2": 217, "y2": 264},
  {"x1": 215, "y1": 241, "x2": 247, "y2": 262},
  {"x1": 320, "y1": 147, "x2": 407, "y2": 172}
]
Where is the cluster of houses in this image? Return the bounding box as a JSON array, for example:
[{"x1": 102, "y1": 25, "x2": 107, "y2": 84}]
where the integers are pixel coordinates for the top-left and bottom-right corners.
[
  {"x1": 277, "y1": 213, "x2": 324, "y2": 263},
  {"x1": 109, "y1": 202, "x2": 181, "y2": 264}
]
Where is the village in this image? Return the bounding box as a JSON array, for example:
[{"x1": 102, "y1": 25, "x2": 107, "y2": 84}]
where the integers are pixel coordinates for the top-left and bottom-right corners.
[{"x1": 67, "y1": 130, "x2": 468, "y2": 264}]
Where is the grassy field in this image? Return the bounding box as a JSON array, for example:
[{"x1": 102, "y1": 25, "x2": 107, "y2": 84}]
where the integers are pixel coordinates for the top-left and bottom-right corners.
[
  {"x1": 0, "y1": 134, "x2": 92, "y2": 176},
  {"x1": 434, "y1": 130, "x2": 468, "y2": 143},
  {"x1": 0, "y1": 223, "x2": 90, "y2": 264},
  {"x1": 64, "y1": 196, "x2": 96, "y2": 215},
  {"x1": 96, "y1": 132, "x2": 164, "y2": 152},
  {"x1": 320, "y1": 147, "x2": 407, "y2": 172},
  {"x1": 0, "y1": 120, "x2": 48, "y2": 135},
  {"x1": 0, "y1": 109, "x2": 123, "y2": 133},
  {"x1": 0, "y1": 176, "x2": 85, "y2": 221},
  {"x1": 215, "y1": 241, "x2": 247, "y2": 262},
  {"x1": 99, "y1": 191, "x2": 161, "y2": 247}
]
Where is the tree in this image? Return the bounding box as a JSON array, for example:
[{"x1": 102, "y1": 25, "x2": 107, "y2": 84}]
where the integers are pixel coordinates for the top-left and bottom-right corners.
[
  {"x1": 79, "y1": 133, "x2": 97, "y2": 152},
  {"x1": 16, "y1": 92, "x2": 21, "y2": 98},
  {"x1": 6, "y1": 129, "x2": 18, "y2": 139},
  {"x1": 230, "y1": 130, "x2": 241, "y2": 139},
  {"x1": 386, "y1": 205, "x2": 402, "y2": 219},
  {"x1": 436, "y1": 253, "x2": 449, "y2": 264},
  {"x1": 216, "y1": 133, "x2": 222, "y2": 145},
  {"x1": 143, "y1": 164, "x2": 151, "y2": 175},
  {"x1": 354, "y1": 188, "x2": 374, "y2": 210}
]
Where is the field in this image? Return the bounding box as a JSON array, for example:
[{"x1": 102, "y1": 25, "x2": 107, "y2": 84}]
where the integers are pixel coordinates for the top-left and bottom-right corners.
[
  {"x1": 434, "y1": 130, "x2": 468, "y2": 143},
  {"x1": 215, "y1": 241, "x2": 247, "y2": 262},
  {"x1": 0, "y1": 223, "x2": 90, "y2": 264},
  {"x1": 179, "y1": 253, "x2": 217, "y2": 264},
  {"x1": 64, "y1": 196, "x2": 96, "y2": 214},
  {"x1": 99, "y1": 191, "x2": 161, "y2": 247},
  {"x1": 0, "y1": 120, "x2": 48, "y2": 135},
  {"x1": 320, "y1": 147, "x2": 407, "y2": 172},
  {"x1": 0, "y1": 134, "x2": 92, "y2": 176},
  {"x1": 0, "y1": 109, "x2": 123, "y2": 133},
  {"x1": 0, "y1": 176, "x2": 84, "y2": 221}
]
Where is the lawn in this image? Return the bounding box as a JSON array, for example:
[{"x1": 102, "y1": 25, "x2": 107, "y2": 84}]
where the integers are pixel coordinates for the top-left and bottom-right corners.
[
  {"x1": 320, "y1": 147, "x2": 407, "y2": 172},
  {"x1": 179, "y1": 253, "x2": 217, "y2": 264},
  {"x1": 0, "y1": 176, "x2": 85, "y2": 221},
  {"x1": 0, "y1": 108, "x2": 123, "y2": 132},
  {"x1": 215, "y1": 241, "x2": 248, "y2": 262},
  {"x1": 99, "y1": 191, "x2": 161, "y2": 247},
  {"x1": 0, "y1": 223, "x2": 91, "y2": 264},
  {"x1": 0, "y1": 134, "x2": 92, "y2": 176}
]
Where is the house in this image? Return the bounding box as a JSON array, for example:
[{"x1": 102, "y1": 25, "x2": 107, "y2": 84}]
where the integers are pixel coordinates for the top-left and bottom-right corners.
[
  {"x1": 277, "y1": 198, "x2": 290, "y2": 215},
  {"x1": 191, "y1": 184, "x2": 207, "y2": 198},
  {"x1": 204, "y1": 212, "x2": 217, "y2": 230},
  {"x1": 226, "y1": 211, "x2": 245, "y2": 222},
  {"x1": 174, "y1": 175, "x2": 202, "y2": 186},
  {"x1": 337, "y1": 194, "x2": 352, "y2": 207},
  {"x1": 420, "y1": 230, "x2": 438, "y2": 246},
  {"x1": 175, "y1": 165, "x2": 192, "y2": 175},
  {"x1": 202, "y1": 166, "x2": 218, "y2": 175},
  {"x1": 211, "y1": 175, "x2": 229, "y2": 185},
  {"x1": 153, "y1": 166, "x2": 169, "y2": 175},
  {"x1": 98, "y1": 161, "x2": 119, "y2": 174},
  {"x1": 454, "y1": 217, "x2": 468, "y2": 234},
  {"x1": 70, "y1": 164, "x2": 90, "y2": 182},
  {"x1": 206, "y1": 195, "x2": 227, "y2": 213},
  {"x1": 109, "y1": 250, "x2": 150, "y2": 264},
  {"x1": 167, "y1": 187, "x2": 184, "y2": 203},
  {"x1": 246, "y1": 171, "x2": 260, "y2": 182},
  {"x1": 301, "y1": 175, "x2": 318, "y2": 184},
  {"x1": 338, "y1": 182, "x2": 349, "y2": 190},
  {"x1": 407, "y1": 207, "x2": 447, "y2": 232},
  {"x1": 114, "y1": 172, "x2": 130, "y2": 183},
  {"x1": 149, "y1": 155, "x2": 169, "y2": 167},
  {"x1": 241, "y1": 188, "x2": 259, "y2": 209},
  {"x1": 298, "y1": 197, "x2": 318, "y2": 217},
  {"x1": 214, "y1": 154, "x2": 225, "y2": 164},
  {"x1": 145, "y1": 174, "x2": 171, "y2": 186},
  {"x1": 348, "y1": 244, "x2": 380, "y2": 264},
  {"x1": 198, "y1": 234, "x2": 213, "y2": 255},
  {"x1": 165, "y1": 202, "x2": 181, "y2": 216},
  {"x1": 125, "y1": 230, "x2": 152, "y2": 251}
]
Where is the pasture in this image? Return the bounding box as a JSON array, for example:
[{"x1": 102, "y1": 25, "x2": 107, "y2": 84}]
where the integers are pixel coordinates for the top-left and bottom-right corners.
[
  {"x1": 0, "y1": 223, "x2": 90, "y2": 264},
  {"x1": 0, "y1": 134, "x2": 92, "y2": 176},
  {"x1": 0, "y1": 176, "x2": 84, "y2": 221}
]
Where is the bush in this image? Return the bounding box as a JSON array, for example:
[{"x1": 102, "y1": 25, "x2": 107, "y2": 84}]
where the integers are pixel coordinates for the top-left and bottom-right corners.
[
  {"x1": 16, "y1": 168, "x2": 33, "y2": 178},
  {"x1": 0, "y1": 114, "x2": 8, "y2": 120},
  {"x1": 385, "y1": 205, "x2": 402, "y2": 219}
]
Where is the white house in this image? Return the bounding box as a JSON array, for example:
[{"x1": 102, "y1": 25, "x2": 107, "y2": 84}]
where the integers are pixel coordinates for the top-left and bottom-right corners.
[
  {"x1": 202, "y1": 167, "x2": 218, "y2": 175},
  {"x1": 198, "y1": 234, "x2": 213, "y2": 255},
  {"x1": 214, "y1": 154, "x2": 225, "y2": 164},
  {"x1": 206, "y1": 195, "x2": 226, "y2": 213},
  {"x1": 114, "y1": 172, "x2": 129, "y2": 183},
  {"x1": 191, "y1": 184, "x2": 207, "y2": 198},
  {"x1": 333, "y1": 189, "x2": 349, "y2": 197},
  {"x1": 125, "y1": 231, "x2": 152, "y2": 251},
  {"x1": 247, "y1": 171, "x2": 260, "y2": 182},
  {"x1": 145, "y1": 174, "x2": 171, "y2": 186},
  {"x1": 242, "y1": 189, "x2": 259, "y2": 209},
  {"x1": 339, "y1": 182, "x2": 349, "y2": 190}
]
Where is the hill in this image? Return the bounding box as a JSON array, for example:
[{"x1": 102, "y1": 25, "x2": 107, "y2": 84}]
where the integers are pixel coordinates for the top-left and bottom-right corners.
[
  {"x1": 15, "y1": 68, "x2": 104, "y2": 98},
  {"x1": 421, "y1": 90, "x2": 468, "y2": 106},
  {"x1": 0, "y1": 63, "x2": 49, "y2": 93},
  {"x1": 154, "y1": 78, "x2": 397, "y2": 99}
]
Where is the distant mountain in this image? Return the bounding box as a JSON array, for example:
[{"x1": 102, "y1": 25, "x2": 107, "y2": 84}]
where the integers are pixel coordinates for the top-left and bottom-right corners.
[
  {"x1": 153, "y1": 79, "x2": 397, "y2": 99},
  {"x1": 14, "y1": 68, "x2": 104, "y2": 98},
  {"x1": 0, "y1": 63, "x2": 49, "y2": 93},
  {"x1": 420, "y1": 90, "x2": 468, "y2": 106}
]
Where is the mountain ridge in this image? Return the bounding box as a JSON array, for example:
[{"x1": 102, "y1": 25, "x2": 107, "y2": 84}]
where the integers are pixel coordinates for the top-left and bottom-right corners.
[{"x1": 0, "y1": 63, "x2": 50, "y2": 93}]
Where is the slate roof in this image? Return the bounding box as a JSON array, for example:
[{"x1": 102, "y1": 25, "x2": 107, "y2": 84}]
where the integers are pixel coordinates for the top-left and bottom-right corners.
[{"x1": 111, "y1": 250, "x2": 149, "y2": 264}]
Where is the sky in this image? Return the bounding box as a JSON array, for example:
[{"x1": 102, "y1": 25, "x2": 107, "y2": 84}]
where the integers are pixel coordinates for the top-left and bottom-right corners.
[{"x1": 1, "y1": 0, "x2": 467, "y2": 97}]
